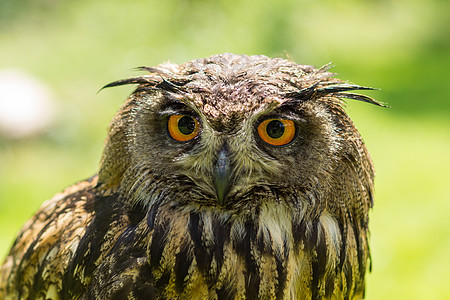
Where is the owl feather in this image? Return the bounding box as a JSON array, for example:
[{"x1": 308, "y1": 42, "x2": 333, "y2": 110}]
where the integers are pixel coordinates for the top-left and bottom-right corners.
[{"x1": 0, "y1": 54, "x2": 383, "y2": 299}]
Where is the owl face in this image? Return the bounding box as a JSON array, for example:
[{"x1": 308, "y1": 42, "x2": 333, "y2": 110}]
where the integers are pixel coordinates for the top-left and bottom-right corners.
[{"x1": 99, "y1": 54, "x2": 382, "y2": 211}]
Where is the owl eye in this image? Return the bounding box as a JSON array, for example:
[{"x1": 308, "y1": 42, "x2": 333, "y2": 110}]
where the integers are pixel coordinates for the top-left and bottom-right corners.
[
  {"x1": 257, "y1": 119, "x2": 296, "y2": 146},
  {"x1": 168, "y1": 115, "x2": 200, "y2": 142}
]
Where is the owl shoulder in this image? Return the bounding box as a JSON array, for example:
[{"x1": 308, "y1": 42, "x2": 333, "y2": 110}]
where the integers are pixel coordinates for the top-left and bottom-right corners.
[{"x1": 0, "y1": 176, "x2": 102, "y2": 299}]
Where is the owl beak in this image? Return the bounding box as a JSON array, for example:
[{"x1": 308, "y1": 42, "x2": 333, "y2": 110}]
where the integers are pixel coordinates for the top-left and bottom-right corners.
[{"x1": 214, "y1": 148, "x2": 231, "y2": 205}]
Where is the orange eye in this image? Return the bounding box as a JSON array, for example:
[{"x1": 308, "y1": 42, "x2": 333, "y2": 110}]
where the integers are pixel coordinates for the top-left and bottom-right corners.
[
  {"x1": 257, "y1": 119, "x2": 296, "y2": 146},
  {"x1": 168, "y1": 115, "x2": 200, "y2": 142}
]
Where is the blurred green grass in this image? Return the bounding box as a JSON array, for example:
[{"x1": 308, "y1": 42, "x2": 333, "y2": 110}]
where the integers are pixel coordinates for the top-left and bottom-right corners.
[{"x1": 0, "y1": 0, "x2": 449, "y2": 298}]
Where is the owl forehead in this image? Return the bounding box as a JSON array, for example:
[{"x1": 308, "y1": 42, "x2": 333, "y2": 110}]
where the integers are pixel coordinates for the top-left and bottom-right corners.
[
  {"x1": 179, "y1": 67, "x2": 297, "y2": 130},
  {"x1": 134, "y1": 54, "x2": 323, "y2": 130},
  {"x1": 185, "y1": 79, "x2": 282, "y2": 130}
]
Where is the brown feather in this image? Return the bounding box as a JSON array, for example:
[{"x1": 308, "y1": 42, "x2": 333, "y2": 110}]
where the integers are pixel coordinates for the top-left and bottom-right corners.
[{"x1": 0, "y1": 54, "x2": 381, "y2": 299}]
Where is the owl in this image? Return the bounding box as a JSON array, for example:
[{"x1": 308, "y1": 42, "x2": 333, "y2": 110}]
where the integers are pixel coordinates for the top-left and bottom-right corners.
[{"x1": 0, "y1": 54, "x2": 384, "y2": 299}]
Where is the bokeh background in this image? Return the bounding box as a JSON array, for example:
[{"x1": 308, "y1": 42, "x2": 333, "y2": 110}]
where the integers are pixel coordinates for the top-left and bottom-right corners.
[{"x1": 0, "y1": 0, "x2": 448, "y2": 298}]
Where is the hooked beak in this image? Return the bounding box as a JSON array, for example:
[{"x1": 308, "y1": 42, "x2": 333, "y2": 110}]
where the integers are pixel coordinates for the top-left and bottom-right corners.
[{"x1": 213, "y1": 147, "x2": 231, "y2": 205}]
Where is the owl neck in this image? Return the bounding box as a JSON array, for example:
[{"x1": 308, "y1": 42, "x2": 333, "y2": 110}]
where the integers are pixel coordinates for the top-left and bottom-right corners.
[{"x1": 140, "y1": 198, "x2": 359, "y2": 299}]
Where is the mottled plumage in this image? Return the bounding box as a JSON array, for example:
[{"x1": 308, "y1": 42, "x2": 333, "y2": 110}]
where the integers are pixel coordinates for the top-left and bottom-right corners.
[{"x1": 0, "y1": 54, "x2": 384, "y2": 299}]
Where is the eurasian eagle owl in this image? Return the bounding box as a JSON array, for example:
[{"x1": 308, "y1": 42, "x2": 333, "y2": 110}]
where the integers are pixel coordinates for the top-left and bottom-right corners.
[{"x1": 0, "y1": 54, "x2": 384, "y2": 299}]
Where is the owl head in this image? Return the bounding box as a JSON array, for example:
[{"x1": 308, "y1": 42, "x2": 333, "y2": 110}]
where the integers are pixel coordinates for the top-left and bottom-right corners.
[{"x1": 98, "y1": 53, "x2": 384, "y2": 214}]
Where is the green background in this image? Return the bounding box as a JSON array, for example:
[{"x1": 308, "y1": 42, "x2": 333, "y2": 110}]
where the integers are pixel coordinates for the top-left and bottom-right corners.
[{"x1": 0, "y1": 0, "x2": 449, "y2": 298}]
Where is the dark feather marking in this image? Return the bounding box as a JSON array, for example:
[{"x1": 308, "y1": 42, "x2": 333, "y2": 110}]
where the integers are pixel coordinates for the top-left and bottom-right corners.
[
  {"x1": 283, "y1": 82, "x2": 320, "y2": 101},
  {"x1": 211, "y1": 216, "x2": 230, "y2": 276},
  {"x1": 335, "y1": 92, "x2": 388, "y2": 107},
  {"x1": 311, "y1": 222, "x2": 328, "y2": 300},
  {"x1": 234, "y1": 221, "x2": 260, "y2": 300},
  {"x1": 174, "y1": 241, "x2": 192, "y2": 293},
  {"x1": 128, "y1": 204, "x2": 146, "y2": 227},
  {"x1": 316, "y1": 84, "x2": 376, "y2": 94},
  {"x1": 344, "y1": 266, "x2": 353, "y2": 300},
  {"x1": 367, "y1": 241, "x2": 373, "y2": 273},
  {"x1": 188, "y1": 213, "x2": 212, "y2": 277},
  {"x1": 109, "y1": 277, "x2": 133, "y2": 299},
  {"x1": 110, "y1": 228, "x2": 138, "y2": 256},
  {"x1": 283, "y1": 83, "x2": 387, "y2": 107},
  {"x1": 292, "y1": 218, "x2": 307, "y2": 250},
  {"x1": 134, "y1": 284, "x2": 158, "y2": 299},
  {"x1": 146, "y1": 204, "x2": 159, "y2": 230},
  {"x1": 216, "y1": 285, "x2": 236, "y2": 300},
  {"x1": 368, "y1": 188, "x2": 375, "y2": 208},
  {"x1": 156, "y1": 271, "x2": 170, "y2": 288},
  {"x1": 62, "y1": 193, "x2": 116, "y2": 297},
  {"x1": 101, "y1": 77, "x2": 155, "y2": 90},
  {"x1": 156, "y1": 78, "x2": 184, "y2": 94},
  {"x1": 352, "y1": 222, "x2": 365, "y2": 288},
  {"x1": 338, "y1": 221, "x2": 347, "y2": 271},
  {"x1": 275, "y1": 235, "x2": 290, "y2": 300},
  {"x1": 101, "y1": 66, "x2": 191, "y2": 95},
  {"x1": 343, "y1": 207, "x2": 363, "y2": 294},
  {"x1": 304, "y1": 218, "x2": 319, "y2": 252},
  {"x1": 149, "y1": 219, "x2": 170, "y2": 269},
  {"x1": 81, "y1": 224, "x2": 149, "y2": 298},
  {"x1": 135, "y1": 263, "x2": 158, "y2": 298},
  {"x1": 325, "y1": 272, "x2": 336, "y2": 297},
  {"x1": 32, "y1": 245, "x2": 61, "y2": 298},
  {"x1": 255, "y1": 227, "x2": 270, "y2": 255}
]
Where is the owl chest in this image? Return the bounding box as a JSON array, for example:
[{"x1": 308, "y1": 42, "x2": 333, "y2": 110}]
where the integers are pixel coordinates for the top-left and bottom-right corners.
[{"x1": 146, "y1": 210, "x2": 314, "y2": 299}]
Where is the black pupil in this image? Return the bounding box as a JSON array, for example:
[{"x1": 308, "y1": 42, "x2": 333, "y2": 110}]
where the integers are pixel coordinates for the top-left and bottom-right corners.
[
  {"x1": 266, "y1": 120, "x2": 285, "y2": 139},
  {"x1": 178, "y1": 116, "x2": 196, "y2": 135}
]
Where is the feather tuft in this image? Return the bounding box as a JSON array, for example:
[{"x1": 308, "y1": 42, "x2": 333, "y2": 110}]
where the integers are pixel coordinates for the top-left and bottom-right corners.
[{"x1": 284, "y1": 83, "x2": 388, "y2": 107}]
